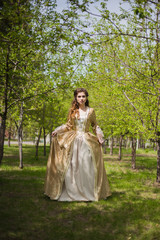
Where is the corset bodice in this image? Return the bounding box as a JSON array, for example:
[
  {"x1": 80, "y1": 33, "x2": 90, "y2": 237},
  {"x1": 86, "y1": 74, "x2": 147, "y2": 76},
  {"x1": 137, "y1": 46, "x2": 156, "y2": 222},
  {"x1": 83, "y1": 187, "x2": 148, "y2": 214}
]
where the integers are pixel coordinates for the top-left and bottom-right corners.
[
  {"x1": 75, "y1": 117, "x2": 86, "y2": 132},
  {"x1": 75, "y1": 108, "x2": 90, "y2": 132}
]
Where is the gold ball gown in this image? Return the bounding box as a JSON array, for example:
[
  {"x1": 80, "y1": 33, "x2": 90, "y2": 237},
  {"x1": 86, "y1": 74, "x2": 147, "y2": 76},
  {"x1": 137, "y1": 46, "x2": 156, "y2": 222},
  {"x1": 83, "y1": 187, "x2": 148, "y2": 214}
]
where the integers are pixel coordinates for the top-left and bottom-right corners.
[{"x1": 44, "y1": 108, "x2": 111, "y2": 201}]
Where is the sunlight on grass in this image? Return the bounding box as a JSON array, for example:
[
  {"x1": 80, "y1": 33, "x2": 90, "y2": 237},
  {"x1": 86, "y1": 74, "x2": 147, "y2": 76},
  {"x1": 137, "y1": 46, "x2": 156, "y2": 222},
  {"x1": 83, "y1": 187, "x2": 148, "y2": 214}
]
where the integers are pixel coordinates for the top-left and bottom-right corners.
[{"x1": 0, "y1": 146, "x2": 160, "y2": 240}]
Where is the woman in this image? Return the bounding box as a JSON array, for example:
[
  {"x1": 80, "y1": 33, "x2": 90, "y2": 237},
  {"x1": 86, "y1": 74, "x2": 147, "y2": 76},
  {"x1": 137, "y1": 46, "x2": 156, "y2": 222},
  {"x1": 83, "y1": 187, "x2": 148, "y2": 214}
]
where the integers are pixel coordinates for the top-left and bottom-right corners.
[{"x1": 44, "y1": 88, "x2": 111, "y2": 201}]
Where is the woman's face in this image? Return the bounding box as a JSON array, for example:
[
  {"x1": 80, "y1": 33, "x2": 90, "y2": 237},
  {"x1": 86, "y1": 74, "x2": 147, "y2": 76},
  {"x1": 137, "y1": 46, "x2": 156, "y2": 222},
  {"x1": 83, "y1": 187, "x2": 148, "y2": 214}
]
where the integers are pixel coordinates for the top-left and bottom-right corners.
[{"x1": 76, "y1": 92, "x2": 87, "y2": 106}]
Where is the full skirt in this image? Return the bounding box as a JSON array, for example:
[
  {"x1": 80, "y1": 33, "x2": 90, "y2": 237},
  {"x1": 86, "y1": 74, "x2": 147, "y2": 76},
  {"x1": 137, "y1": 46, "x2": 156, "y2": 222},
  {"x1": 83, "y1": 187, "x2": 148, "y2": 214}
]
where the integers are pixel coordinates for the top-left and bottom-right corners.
[{"x1": 44, "y1": 130, "x2": 111, "y2": 201}]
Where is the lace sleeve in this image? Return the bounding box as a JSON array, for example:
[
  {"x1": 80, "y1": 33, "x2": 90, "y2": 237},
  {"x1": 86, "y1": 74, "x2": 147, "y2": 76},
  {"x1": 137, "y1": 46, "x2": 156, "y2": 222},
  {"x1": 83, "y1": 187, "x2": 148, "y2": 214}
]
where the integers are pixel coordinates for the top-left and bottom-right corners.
[
  {"x1": 91, "y1": 109, "x2": 104, "y2": 144},
  {"x1": 54, "y1": 124, "x2": 67, "y2": 133},
  {"x1": 53, "y1": 118, "x2": 73, "y2": 135},
  {"x1": 96, "y1": 125, "x2": 104, "y2": 144}
]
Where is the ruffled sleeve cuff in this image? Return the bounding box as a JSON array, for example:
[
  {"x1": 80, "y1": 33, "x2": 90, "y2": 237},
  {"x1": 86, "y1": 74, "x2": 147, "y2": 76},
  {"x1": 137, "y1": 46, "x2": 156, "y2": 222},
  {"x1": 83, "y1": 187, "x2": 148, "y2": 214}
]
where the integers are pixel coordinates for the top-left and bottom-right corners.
[
  {"x1": 54, "y1": 124, "x2": 67, "y2": 134},
  {"x1": 96, "y1": 125, "x2": 104, "y2": 144}
]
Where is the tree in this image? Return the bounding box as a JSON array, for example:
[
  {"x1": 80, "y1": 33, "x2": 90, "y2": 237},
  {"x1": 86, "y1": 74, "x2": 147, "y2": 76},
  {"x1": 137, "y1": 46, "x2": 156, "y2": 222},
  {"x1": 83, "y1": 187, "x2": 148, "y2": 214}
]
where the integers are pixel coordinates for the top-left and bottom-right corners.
[
  {"x1": 75, "y1": 0, "x2": 160, "y2": 181},
  {"x1": 0, "y1": 0, "x2": 76, "y2": 164}
]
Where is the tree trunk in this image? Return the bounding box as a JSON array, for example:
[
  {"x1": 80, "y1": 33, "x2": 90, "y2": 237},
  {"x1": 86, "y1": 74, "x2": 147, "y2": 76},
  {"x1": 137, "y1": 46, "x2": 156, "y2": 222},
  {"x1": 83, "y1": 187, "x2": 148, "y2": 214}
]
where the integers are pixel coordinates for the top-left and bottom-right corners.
[
  {"x1": 0, "y1": 116, "x2": 6, "y2": 163},
  {"x1": 131, "y1": 137, "x2": 136, "y2": 169},
  {"x1": 15, "y1": 102, "x2": 24, "y2": 169},
  {"x1": 139, "y1": 138, "x2": 145, "y2": 149},
  {"x1": 156, "y1": 139, "x2": 160, "y2": 182},
  {"x1": 136, "y1": 138, "x2": 139, "y2": 150},
  {"x1": 18, "y1": 126, "x2": 23, "y2": 169},
  {"x1": 138, "y1": 138, "x2": 141, "y2": 149},
  {"x1": 0, "y1": 46, "x2": 10, "y2": 164},
  {"x1": 123, "y1": 139, "x2": 126, "y2": 149},
  {"x1": 142, "y1": 139, "x2": 145, "y2": 149},
  {"x1": 43, "y1": 127, "x2": 46, "y2": 156},
  {"x1": 156, "y1": 2, "x2": 160, "y2": 182},
  {"x1": 35, "y1": 127, "x2": 42, "y2": 159},
  {"x1": 118, "y1": 135, "x2": 123, "y2": 161},
  {"x1": 110, "y1": 136, "x2": 113, "y2": 155},
  {"x1": 103, "y1": 140, "x2": 107, "y2": 154},
  {"x1": 8, "y1": 127, "x2": 11, "y2": 147},
  {"x1": 114, "y1": 137, "x2": 117, "y2": 148},
  {"x1": 139, "y1": 138, "x2": 142, "y2": 148}
]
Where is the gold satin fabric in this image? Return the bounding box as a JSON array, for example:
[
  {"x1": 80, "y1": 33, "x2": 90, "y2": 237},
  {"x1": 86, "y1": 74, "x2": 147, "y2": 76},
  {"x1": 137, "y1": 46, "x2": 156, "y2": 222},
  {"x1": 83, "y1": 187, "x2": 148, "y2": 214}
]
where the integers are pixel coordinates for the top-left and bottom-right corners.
[{"x1": 44, "y1": 108, "x2": 111, "y2": 201}]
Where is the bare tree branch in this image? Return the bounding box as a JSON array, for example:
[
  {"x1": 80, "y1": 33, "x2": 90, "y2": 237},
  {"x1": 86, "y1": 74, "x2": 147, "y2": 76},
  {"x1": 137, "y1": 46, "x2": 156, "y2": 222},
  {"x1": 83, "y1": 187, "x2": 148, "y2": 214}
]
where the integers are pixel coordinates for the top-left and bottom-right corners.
[
  {"x1": 123, "y1": 91, "x2": 144, "y2": 125},
  {"x1": 7, "y1": 88, "x2": 56, "y2": 110}
]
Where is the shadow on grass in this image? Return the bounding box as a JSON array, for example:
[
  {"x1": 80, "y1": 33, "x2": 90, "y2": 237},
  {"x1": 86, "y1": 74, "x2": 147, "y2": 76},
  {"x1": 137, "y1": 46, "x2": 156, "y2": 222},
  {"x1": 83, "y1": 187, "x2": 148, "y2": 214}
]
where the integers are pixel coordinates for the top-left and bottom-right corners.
[
  {"x1": 0, "y1": 146, "x2": 160, "y2": 240},
  {"x1": 104, "y1": 153, "x2": 157, "y2": 171},
  {"x1": 0, "y1": 166, "x2": 160, "y2": 240},
  {"x1": 1, "y1": 173, "x2": 160, "y2": 240},
  {"x1": 2, "y1": 145, "x2": 50, "y2": 168}
]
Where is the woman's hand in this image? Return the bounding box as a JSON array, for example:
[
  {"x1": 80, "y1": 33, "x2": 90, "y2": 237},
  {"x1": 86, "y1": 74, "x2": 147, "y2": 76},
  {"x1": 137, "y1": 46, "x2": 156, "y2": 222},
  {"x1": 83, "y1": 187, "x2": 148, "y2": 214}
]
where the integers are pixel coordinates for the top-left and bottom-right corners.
[
  {"x1": 98, "y1": 138, "x2": 104, "y2": 145},
  {"x1": 52, "y1": 131, "x2": 57, "y2": 137},
  {"x1": 97, "y1": 135, "x2": 104, "y2": 144}
]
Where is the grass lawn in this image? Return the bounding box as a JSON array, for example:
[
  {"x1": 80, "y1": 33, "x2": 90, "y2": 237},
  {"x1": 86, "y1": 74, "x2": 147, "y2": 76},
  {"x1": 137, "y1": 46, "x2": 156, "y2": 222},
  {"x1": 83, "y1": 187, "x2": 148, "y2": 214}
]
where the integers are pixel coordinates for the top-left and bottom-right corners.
[{"x1": 0, "y1": 145, "x2": 160, "y2": 240}]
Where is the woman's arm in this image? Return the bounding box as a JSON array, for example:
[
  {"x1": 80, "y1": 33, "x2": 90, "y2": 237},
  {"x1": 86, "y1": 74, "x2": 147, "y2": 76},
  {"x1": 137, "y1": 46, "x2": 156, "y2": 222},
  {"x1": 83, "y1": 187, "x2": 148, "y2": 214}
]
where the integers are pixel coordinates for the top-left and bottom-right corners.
[
  {"x1": 52, "y1": 118, "x2": 73, "y2": 136},
  {"x1": 91, "y1": 109, "x2": 104, "y2": 144}
]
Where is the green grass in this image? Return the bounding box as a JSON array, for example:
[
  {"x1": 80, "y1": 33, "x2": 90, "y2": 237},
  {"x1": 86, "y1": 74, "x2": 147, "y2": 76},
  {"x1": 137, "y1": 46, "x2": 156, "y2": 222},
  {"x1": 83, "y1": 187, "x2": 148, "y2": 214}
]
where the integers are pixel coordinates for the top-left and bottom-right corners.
[{"x1": 0, "y1": 145, "x2": 160, "y2": 240}]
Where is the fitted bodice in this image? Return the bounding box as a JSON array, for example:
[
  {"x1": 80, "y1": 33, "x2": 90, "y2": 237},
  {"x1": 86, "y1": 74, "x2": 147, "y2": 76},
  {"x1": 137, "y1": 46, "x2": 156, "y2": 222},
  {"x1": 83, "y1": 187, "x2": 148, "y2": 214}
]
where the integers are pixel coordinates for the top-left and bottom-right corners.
[
  {"x1": 75, "y1": 108, "x2": 90, "y2": 132},
  {"x1": 75, "y1": 117, "x2": 86, "y2": 132}
]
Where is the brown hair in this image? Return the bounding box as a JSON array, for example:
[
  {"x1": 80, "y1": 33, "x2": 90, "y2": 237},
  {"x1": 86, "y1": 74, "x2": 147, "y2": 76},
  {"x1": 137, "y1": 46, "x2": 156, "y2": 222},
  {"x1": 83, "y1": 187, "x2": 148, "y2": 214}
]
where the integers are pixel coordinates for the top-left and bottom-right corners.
[{"x1": 68, "y1": 88, "x2": 89, "y2": 120}]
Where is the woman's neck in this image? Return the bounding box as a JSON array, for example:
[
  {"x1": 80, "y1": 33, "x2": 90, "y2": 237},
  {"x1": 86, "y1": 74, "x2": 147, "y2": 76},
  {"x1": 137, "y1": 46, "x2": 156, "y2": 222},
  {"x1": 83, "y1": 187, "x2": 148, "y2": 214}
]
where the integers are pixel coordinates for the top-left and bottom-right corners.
[{"x1": 79, "y1": 105, "x2": 87, "y2": 111}]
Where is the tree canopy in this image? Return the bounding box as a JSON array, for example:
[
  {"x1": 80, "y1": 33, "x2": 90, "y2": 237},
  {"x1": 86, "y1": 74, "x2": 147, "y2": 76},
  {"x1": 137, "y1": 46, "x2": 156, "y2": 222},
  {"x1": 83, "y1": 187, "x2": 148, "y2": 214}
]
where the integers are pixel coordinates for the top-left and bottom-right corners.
[{"x1": 0, "y1": 0, "x2": 160, "y2": 181}]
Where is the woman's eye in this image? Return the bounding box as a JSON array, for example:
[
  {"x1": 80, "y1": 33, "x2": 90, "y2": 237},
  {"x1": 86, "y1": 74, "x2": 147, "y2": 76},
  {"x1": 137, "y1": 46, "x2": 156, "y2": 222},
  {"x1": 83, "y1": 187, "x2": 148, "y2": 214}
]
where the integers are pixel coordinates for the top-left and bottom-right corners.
[{"x1": 78, "y1": 95, "x2": 85, "y2": 98}]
